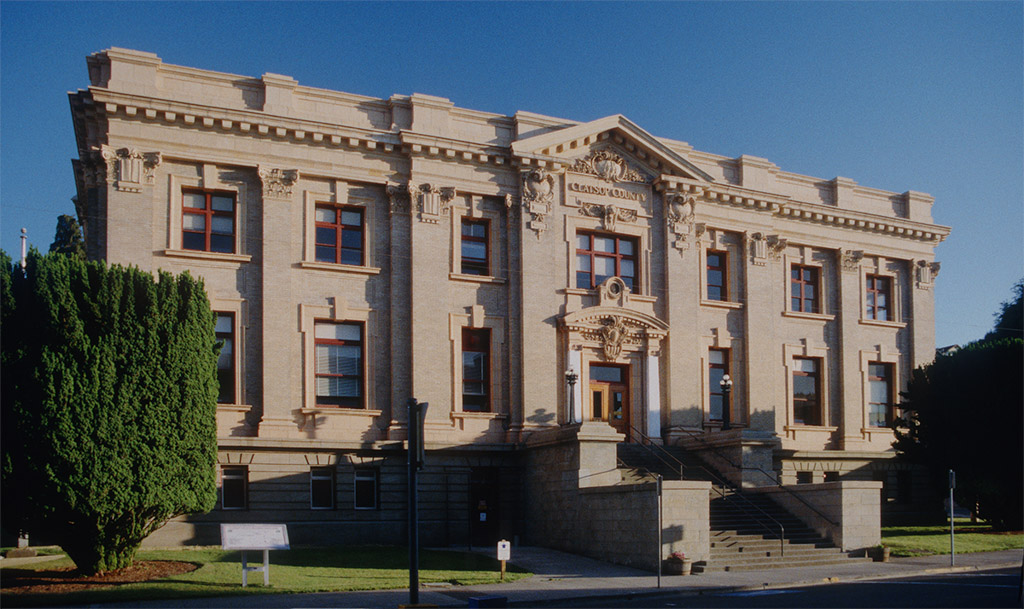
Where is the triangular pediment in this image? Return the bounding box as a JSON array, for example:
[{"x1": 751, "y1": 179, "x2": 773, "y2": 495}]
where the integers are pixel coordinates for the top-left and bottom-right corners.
[{"x1": 512, "y1": 115, "x2": 714, "y2": 183}]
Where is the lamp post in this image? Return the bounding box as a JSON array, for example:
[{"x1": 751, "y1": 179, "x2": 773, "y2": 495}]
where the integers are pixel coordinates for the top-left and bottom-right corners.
[
  {"x1": 566, "y1": 367, "x2": 579, "y2": 424},
  {"x1": 719, "y1": 374, "x2": 733, "y2": 431}
]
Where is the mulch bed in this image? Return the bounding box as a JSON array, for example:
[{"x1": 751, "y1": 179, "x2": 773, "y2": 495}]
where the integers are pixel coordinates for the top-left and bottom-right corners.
[{"x1": 1, "y1": 560, "x2": 198, "y2": 595}]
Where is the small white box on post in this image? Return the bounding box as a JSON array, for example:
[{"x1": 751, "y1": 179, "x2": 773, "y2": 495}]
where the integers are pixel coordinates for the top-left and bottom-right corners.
[
  {"x1": 220, "y1": 523, "x2": 290, "y2": 587},
  {"x1": 496, "y1": 539, "x2": 511, "y2": 580}
]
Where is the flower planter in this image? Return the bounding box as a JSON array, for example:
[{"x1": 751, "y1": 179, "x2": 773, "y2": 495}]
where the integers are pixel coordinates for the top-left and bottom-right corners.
[
  {"x1": 871, "y1": 546, "x2": 891, "y2": 562},
  {"x1": 663, "y1": 558, "x2": 692, "y2": 575}
]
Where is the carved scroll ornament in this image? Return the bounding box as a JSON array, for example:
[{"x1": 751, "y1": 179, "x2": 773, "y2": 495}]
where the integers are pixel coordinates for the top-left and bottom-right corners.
[
  {"x1": 580, "y1": 202, "x2": 638, "y2": 231},
  {"x1": 412, "y1": 183, "x2": 456, "y2": 224},
  {"x1": 100, "y1": 145, "x2": 161, "y2": 192},
  {"x1": 522, "y1": 168, "x2": 555, "y2": 237},
  {"x1": 571, "y1": 149, "x2": 647, "y2": 183},
  {"x1": 258, "y1": 166, "x2": 299, "y2": 199},
  {"x1": 597, "y1": 316, "x2": 628, "y2": 361}
]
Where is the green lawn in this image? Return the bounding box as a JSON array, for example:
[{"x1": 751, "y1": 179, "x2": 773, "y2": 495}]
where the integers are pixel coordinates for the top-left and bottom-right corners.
[
  {"x1": 0, "y1": 545, "x2": 530, "y2": 607},
  {"x1": 882, "y1": 521, "x2": 1024, "y2": 557}
]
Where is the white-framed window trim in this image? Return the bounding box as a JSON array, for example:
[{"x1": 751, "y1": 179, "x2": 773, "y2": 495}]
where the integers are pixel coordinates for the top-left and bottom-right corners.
[
  {"x1": 860, "y1": 347, "x2": 901, "y2": 439},
  {"x1": 300, "y1": 299, "x2": 380, "y2": 415},
  {"x1": 210, "y1": 297, "x2": 247, "y2": 410},
  {"x1": 449, "y1": 194, "x2": 506, "y2": 284},
  {"x1": 699, "y1": 228, "x2": 744, "y2": 309},
  {"x1": 300, "y1": 181, "x2": 381, "y2": 275},
  {"x1": 449, "y1": 307, "x2": 507, "y2": 420},
  {"x1": 783, "y1": 341, "x2": 835, "y2": 433},
  {"x1": 858, "y1": 257, "x2": 906, "y2": 328},
  {"x1": 564, "y1": 206, "x2": 652, "y2": 298},
  {"x1": 782, "y1": 248, "x2": 835, "y2": 321},
  {"x1": 164, "y1": 166, "x2": 251, "y2": 263}
]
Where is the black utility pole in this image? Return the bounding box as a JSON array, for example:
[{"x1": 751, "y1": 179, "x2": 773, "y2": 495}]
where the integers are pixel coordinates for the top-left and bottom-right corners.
[{"x1": 407, "y1": 398, "x2": 428, "y2": 605}]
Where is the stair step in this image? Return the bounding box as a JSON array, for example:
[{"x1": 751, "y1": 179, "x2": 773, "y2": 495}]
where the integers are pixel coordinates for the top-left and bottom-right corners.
[{"x1": 693, "y1": 556, "x2": 872, "y2": 573}]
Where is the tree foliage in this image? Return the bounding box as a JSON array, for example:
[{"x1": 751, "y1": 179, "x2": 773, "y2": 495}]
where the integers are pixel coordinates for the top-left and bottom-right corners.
[
  {"x1": 1, "y1": 250, "x2": 219, "y2": 573},
  {"x1": 48, "y1": 214, "x2": 86, "y2": 260},
  {"x1": 894, "y1": 284, "x2": 1024, "y2": 529},
  {"x1": 985, "y1": 278, "x2": 1023, "y2": 342}
]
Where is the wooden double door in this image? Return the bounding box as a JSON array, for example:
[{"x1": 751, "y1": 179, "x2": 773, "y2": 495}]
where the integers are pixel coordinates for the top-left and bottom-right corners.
[{"x1": 588, "y1": 363, "x2": 629, "y2": 436}]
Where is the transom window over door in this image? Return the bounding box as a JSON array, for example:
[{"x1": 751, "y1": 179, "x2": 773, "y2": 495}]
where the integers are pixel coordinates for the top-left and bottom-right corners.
[
  {"x1": 314, "y1": 321, "x2": 363, "y2": 408},
  {"x1": 182, "y1": 190, "x2": 235, "y2": 253},
  {"x1": 576, "y1": 232, "x2": 638, "y2": 292},
  {"x1": 315, "y1": 205, "x2": 363, "y2": 265}
]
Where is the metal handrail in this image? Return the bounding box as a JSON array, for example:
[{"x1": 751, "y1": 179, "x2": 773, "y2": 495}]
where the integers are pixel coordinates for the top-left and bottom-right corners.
[
  {"x1": 674, "y1": 425, "x2": 839, "y2": 527},
  {"x1": 625, "y1": 424, "x2": 785, "y2": 557}
]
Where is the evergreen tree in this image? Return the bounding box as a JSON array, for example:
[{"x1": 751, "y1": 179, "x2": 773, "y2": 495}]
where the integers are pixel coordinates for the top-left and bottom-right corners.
[
  {"x1": 48, "y1": 214, "x2": 86, "y2": 260},
  {"x1": 1, "y1": 250, "x2": 218, "y2": 573}
]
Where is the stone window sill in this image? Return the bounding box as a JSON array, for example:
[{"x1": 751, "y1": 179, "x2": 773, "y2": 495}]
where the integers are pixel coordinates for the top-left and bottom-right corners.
[
  {"x1": 701, "y1": 299, "x2": 744, "y2": 310},
  {"x1": 449, "y1": 273, "x2": 506, "y2": 285},
  {"x1": 163, "y1": 249, "x2": 251, "y2": 264},
  {"x1": 299, "y1": 261, "x2": 381, "y2": 275},
  {"x1": 452, "y1": 411, "x2": 507, "y2": 420},
  {"x1": 784, "y1": 425, "x2": 838, "y2": 432},
  {"x1": 300, "y1": 408, "x2": 382, "y2": 418},
  {"x1": 216, "y1": 403, "x2": 253, "y2": 412},
  {"x1": 859, "y1": 318, "x2": 906, "y2": 329},
  {"x1": 782, "y1": 311, "x2": 836, "y2": 322},
  {"x1": 564, "y1": 288, "x2": 655, "y2": 302}
]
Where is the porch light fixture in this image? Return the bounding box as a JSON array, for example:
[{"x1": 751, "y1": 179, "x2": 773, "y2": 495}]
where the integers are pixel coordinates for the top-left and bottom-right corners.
[
  {"x1": 720, "y1": 374, "x2": 733, "y2": 430},
  {"x1": 566, "y1": 366, "x2": 579, "y2": 424}
]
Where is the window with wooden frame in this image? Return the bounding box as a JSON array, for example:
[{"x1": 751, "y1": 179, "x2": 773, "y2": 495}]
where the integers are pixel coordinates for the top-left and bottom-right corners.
[
  {"x1": 790, "y1": 264, "x2": 820, "y2": 313},
  {"x1": 461, "y1": 219, "x2": 489, "y2": 276},
  {"x1": 182, "y1": 190, "x2": 236, "y2": 253},
  {"x1": 462, "y1": 327, "x2": 491, "y2": 412},
  {"x1": 354, "y1": 468, "x2": 379, "y2": 510},
  {"x1": 221, "y1": 466, "x2": 247, "y2": 510},
  {"x1": 708, "y1": 348, "x2": 729, "y2": 421},
  {"x1": 792, "y1": 357, "x2": 822, "y2": 425},
  {"x1": 310, "y1": 466, "x2": 335, "y2": 510},
  {"x1": 314, "y1": 321, "x2": 364, "y2": 408},
  {"x1": 575, "y1": 232, "x2": 638, "y2": 292},
  {"x1": 215, "y1": 312, "x2": 235, "y2": 404},
  {"x1": 865, "y1": 274, "x2": 892, "y2": 321},
  {"x1": 867, "y1": 362, "x2": 893, "y2": 427},
  {"x1": 706, "y1": 250, "x2": 728, "y2": 301},
  {"x1": 315, "y1": 205, "x2": 363, "y2": 265}
]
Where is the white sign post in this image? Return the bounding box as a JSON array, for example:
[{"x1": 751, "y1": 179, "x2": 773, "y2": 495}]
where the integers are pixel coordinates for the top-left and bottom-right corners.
[
  {"x1": 220, "y1": 524, "x2": 290, "y2": 587},
  {"x1": 497, "y1": 539, "x2": 511, "y2": 581}
]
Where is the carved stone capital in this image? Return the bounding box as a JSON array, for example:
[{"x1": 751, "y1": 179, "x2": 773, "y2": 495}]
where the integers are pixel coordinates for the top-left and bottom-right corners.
[
  {"x1": 915, "y1": 259, "x2": 941, "y2": 289},
  {"x1": 747, "y1": 232, "x2": 769, "y2": 266},
  {"x1": 766, "y1": 235, "x2": 788, "y2": 261},
  {"x1": 99, "y1": 145, "x2": 161, "y2": 192},
  {"x1": 258, "y1": 166, "x2": 299, "y2": 200},
  {"x1": 387, "y1": 182, "x2": 411, "y2": 213},
  {"x1": 840, "y1": 249, "x2": 864, "y2": 272},
  {"x1": 412, "y1": 183, "x2": 456, "y2": 223}
]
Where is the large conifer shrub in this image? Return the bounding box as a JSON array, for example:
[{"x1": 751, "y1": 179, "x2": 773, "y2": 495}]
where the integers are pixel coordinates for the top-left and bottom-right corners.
[{"x1": 1, "y1": 250, "x2": 218, "y2": 573}]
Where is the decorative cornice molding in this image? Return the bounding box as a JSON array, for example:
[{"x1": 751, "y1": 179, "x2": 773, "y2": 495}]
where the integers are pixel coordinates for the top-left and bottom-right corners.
[{"x1": 258, "y1": 166, "x2": 299, "y2": 200}]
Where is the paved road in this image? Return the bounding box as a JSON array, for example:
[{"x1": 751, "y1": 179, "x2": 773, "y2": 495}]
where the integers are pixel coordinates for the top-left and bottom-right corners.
[{"x1": 537, "y1": 568, "x2": 1023, "y2": 608}]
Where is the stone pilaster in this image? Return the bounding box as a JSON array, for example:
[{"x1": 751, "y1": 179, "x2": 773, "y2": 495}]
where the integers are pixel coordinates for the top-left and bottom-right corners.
[{"x1": 837, "y1": 249, "x2": 868, "y2": 450}]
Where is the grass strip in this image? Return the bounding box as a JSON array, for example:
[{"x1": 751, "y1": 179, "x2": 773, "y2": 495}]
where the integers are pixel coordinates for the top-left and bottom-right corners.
[
  {"x1": 1, "y1": 545, "x2": 530, "y2": 607},
  {"x1": 882, "y1": 522, "x2": 1023, "y2": 557}
]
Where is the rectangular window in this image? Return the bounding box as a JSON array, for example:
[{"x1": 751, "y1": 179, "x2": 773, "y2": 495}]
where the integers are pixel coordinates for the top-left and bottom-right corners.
[
  {"x1": 354, "y1": 469, "x2": 379, "y2": 510},
  {"x1": 462, "y1": 328, "x2": 490, "y2": 412},
  {"x1": 790, "y1": 265, "x2": 820, "y2": 313},
  {"x1": 461, "y1": 219, "x2": 489, "y2": 276},
  {"x1": 310, "y1": 466, "x2": 335, "y2": 510},
  {"x1": 576, "y1": 232, "x2": 638, "y2": 292},
  {"x1": 315, "y1": 205, "x2": 363, "y2": 265},
  {"x1": 708, "y1": 348, "x2": 729, "y2": 421},
  {"x1": 221, "y1": 466, "x2": 247, "y2": 510},
  {"x1": 792, "y1": 357, "x2": 822, "y2": 426},
  {"x1": 314, "y1": 322, "x2": 363, "y2": 408},
  {"x1": 182, "y1": 190, "x2": 235, "y2": 253},
  {"x1": 796, "y1": 471, "x2": 813, "y2": 484},
  {"x1": 868, "y1": 362, "x2": 893, "y2": 427},
  {"x1": 866, "y1": 275, "x2": 891, "y2": 321},
  {"x1": 706, "y1": 250, "x2": 728, "y2": 301},
  {"x1": 215, "y1": 312, "x2": 235, "y2": 404},
  {"x1": 824, "y1": 471, "x2": 839, "y2": 482}
]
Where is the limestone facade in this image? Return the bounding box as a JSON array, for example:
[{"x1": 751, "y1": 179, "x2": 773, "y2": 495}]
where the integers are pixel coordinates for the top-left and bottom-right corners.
[{"x1": 70, "y1": 49, "x2": 948, "y2": 555}]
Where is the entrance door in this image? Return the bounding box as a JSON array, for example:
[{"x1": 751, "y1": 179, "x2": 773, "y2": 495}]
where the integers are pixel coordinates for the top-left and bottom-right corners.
[
  {"x1": 469, "y1": 467, "x2": 499, "y2": 547},
  {"x1": 589, "y1": 364, "x2": 629, "y2": 437}
]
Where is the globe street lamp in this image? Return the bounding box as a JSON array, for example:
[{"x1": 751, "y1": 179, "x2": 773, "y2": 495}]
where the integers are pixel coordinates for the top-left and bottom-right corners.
[
  {"x1": 719, "y1": 374, "x2": 733, "y2": 431},
  {"x1": 566, "y1": 367, "x2": 579, "y2": 424}
]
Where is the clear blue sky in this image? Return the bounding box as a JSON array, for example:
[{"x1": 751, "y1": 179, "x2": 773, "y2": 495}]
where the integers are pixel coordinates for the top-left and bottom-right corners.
[{"x1": 2, "y1": 1, "x2": 1021, "y2": 348}]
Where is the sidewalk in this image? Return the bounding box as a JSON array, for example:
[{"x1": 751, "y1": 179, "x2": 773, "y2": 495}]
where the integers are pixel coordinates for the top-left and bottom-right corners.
[{"x1": 55, "y1": 546, "x2": 1022, "y2": 609}]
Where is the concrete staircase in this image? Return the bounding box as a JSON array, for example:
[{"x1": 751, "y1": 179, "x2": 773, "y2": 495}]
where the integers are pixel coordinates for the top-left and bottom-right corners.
[{"x1": 617, "y1": 443, "x2": 871, "y2": 573}]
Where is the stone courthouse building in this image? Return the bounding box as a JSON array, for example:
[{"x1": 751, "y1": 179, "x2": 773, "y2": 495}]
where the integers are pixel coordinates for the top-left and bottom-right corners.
[{"x1": 69, "y1": 49, "x2": 949, "y2": 568}]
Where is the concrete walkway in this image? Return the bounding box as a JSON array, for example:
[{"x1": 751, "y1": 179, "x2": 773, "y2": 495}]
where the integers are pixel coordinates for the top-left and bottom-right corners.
[{"x1": 12, "y1": 547, "x2": 1023, "y2": 608}]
